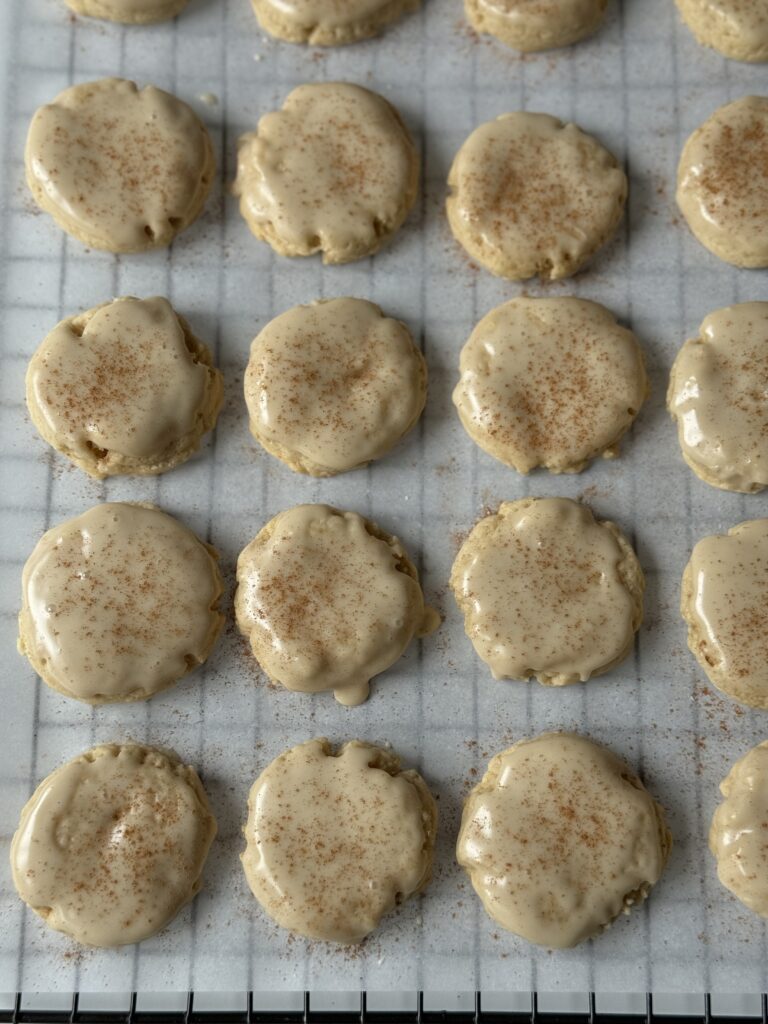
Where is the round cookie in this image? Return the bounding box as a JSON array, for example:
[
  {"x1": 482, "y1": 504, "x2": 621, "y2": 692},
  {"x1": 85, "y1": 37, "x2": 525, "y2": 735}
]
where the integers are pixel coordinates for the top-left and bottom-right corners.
[
  {"x1": 453, "y1": 297, "x2": 648, "y2": 474},
  {"x1": 681, "y1": 519, "x2": 768, "y2": 708},
  {"x1": 245, "y1": 298, "x2": 426, "y2": 476},
  {"x1": 450, "y1": 497, "x2": 644, "y2": 684},
  {"x1": 465, "y1": 0, "x2": 608, "y2": 52},
  {"x1": 446, "y1": 111, "x2": 627, "y2": 281},
  {"x1": 26, "y1": 78, "x2": 214, "y2": 253},
  {"x1": 677, "y1": 96, "x2": 768, "y2": 267},
  {"x1": 251, "y1": 0, "x2": 421, "y2": 45},
  {"x1": 242, "y1": 738, "x2": 437, "y2": 943},
  {"x1": 457, "y1": 732, "x2": 671, "y2": 948},
  {"x1": 232, "y1": 83, "x2": 418, "y2": 265},
  {"x1": 710, "y1": 741, "x2": 768, "y2": 917},
  {"x1": 11, "y1": 744, "x2": 216, "y2": 947},
  {"x1": 234, "y1": 504, "x2": 439, "y2": 706},
  {"x1": 65, "y1": 0, "x2": 189, "y2": 22},
  {"x1": 676, "y1": 0, "x2": 768, "y2": 62},
  {"x1": 668, "y1": 302, "x2": 768, "y2": 493},
  {"x1": 27, "y1": 297, "x2": 223, "y2": 479},
  {"x1": 18, "y1": 502, "x2": 224, "y2": 704}
]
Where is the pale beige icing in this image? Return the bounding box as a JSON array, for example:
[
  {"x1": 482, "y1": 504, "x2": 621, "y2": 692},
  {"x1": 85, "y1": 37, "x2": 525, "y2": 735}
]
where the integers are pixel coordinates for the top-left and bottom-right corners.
[
  {"x1": 245, "y1": 298, "x2": 426, "y2": 477},
  {"x1": 465, "y1": 0, "x2": 608, "y2": 51},
  {"x1": 251, "y1": 0, "x2": 420, "y2": 44},
  {"x1": 677, "y1": 96, "x2": 768, "y2": 268},
  {"x1": 453, "y1": 297, "x2": 648, "y2": 474},
  {"x1": 681, "y1": 519, "x2": 768, "y2": 708},
  {"x1": 446, "y1": 111, "x2": 626, "y2": 281},
  {"x1": 26, "y1": 78, "x2": 214, "y2": 253},
  {"x1": 710, "y1": 741, "x2": 768, "y2": 917},
  {"x1": 668, "y1": 302, "x2": 768, "y2": 493},
  {"x1": 18, "y1": 503, "x2": 224, "y2": 704},
  {"x1": 234, "y1": 504, "x2": 439, "y2": 706},
  {"x1": 676, "y1": 0, "x2": 768, "y2": 62},
  {"x1": 11, "y1": 744, "x2": 216, "y2": 947},
  {"x1": 26, "y1": 297, "x2": 223, "y2": 479},
  {"x1": 450, "y1": 498, "x2": 643, "y2": 684},
  {"x1": 457, "y1": 732, "x2": 671, "y2": 948},
  {"x1": 241, "y1": 738, "x2": 437, "y2": 943},
  {"x1": 65, "y1": 0, "x2": 189, "y2": 22},
  {"x1": 233, "y1": 83, "x2": 419, "y2": 265}
]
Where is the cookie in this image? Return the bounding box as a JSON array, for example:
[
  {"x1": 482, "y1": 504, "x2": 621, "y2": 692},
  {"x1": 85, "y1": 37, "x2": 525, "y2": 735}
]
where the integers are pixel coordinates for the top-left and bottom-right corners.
[
  {"x1": 242, "y1": 738, "x2": 437, "y2": 943},
  {"x1": 668, "y1": 302, "x2": 768, "y2": 493},
  {"x1": 27, "y1": 297, "x2": 223, "y2": 479},
  {"x1": 234, "y1": 504, "x2": 439, "y2": 706},
  {"x1": 65, "y1": 0, "x2": 189, "y2": 22},
  {"x1": 677, "y1": 96, "x2": 768, "y2": 267},
  {"x1": 245, "y1": 298, "x2": 426, "y2": 476},
  {"x1": 19, "y1": 503, "x2": 224, "y2": 704},
  {"x1": 465, "y1": 0, "x2": 608, "y2": 52},
  {"x1": 251, "y1": 0, "x2": 420, "y2": 44},
  {"x1": 676, "y1": 0, "x2": 768, "y2": 62},
  {"x1": 26, "y1": 78, "x2": 214, "y2": 253},
  {"x1": 233, "y1": 83, "x2": 418, "y2": 264},
  {"x1": 11, "y1": 744, "x2": 216, "y2": 947},
  {"x1": 450, "y1": 497, "x2": 643, "y2": 684},
  {"x1": 681, "y1": 519, "x2": 768, "y2": 708},
  {"x1": 457, "y1": 732, "x2": 671, "y2": 948},
  {"x1": 453, "y1": 297, "x2": 648, "y2": 474},
  {"x1": 446, "y1": 111, "x2": 626, "y2": 280}
]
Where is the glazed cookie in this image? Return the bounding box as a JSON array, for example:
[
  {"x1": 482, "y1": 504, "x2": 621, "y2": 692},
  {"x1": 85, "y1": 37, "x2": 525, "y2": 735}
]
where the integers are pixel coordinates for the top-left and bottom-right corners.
[
  {"x1": 27, "y1": 297, "x2": 223, "y2": 479},
  {"x1": 446, "y1": 111, "x2": 626, "y2": 281},
  {"x1": 245, "y1": 298, "x2": 426, "y2": 476},
  {"x1": 19, "y1": 503, "x2": 224, "y2": 704},
  {"x1": 668, "y1": 302, "x2": 768, "y2": 493},
  {"x1": 26, "y1": 78, "x2": 214, "y2": 253},
  {"x1": 465, "y1": 0, "x2": 608, "y2": 52},
  {"x1": 11, "y1": 744, "x2": 216, "y2": 947},
  {"x1": 676, "y1": 0, "x2": 768, "y2": 62},
  {"x1": 242, "y1": 738, "x2": 437, "y2": 943},
  {"x1": 251, "y1": 0, "x2": 420, "y2": 44},
  {"x1": 65, "y1": 0, "x2": 189, "y2": 22},
  {"x1": 235, "y1": 504, "x2": 439, "y2": 706},
  {"x1": 233, "y1": 83, "x2": 418, "y2": 264},
  {"x1": 457, "y1": 732, "x2": 671, "y2": 948},
  {"x1": 453, "y1": 297, "x2": 647, "y2": 474},
  {"x1": 681, "y1": 519, "x2": 768, "y2": 708},
  {"x1": 711, "y1": 742, "x2": 768, "y2": 917},
  {"x1": 677, "y1": 96, "x2": 768, "y2": 267},
  {"x1": 450, "y1": 497, "x2": 643, "y2": 684}
]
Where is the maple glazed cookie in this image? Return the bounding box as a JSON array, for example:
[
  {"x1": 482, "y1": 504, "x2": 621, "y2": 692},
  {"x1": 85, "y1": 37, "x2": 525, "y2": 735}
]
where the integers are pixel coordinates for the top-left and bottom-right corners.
[
  {"x1": 233, "y1": 83, "x2": 418, "y2": 264},
  {"x1": 676, "y1": 0, "x2": 768, "y2": 62},
  {"x1": 11, "y1": 744, "x2": 216, "y2": 947},
  {"x1": 27, "y1": 297, "x2": 223, "y2": 479},
  {"x1": 457, "y1": 732, "x2": 671, "y2": 948},
  {"x1": 453, "y1": 297, "x2": 647, "y2": 474},
  {"x1": 450, "y1": 497, "x2": 643, "y2": 684},
  {"x1": 25, "y1": 78, "x2": 214, "y2": 253},
  {"x1": 18, "y1": 503, "x2": 224, "y2": 704},
  {"x1": 677, "y1": 96, "x2": 768, "y2": 267},
  {"x1": 235, "y1": 504, "x2": 439, "y2": 706},
  {"x1": 465, "y1": 0, "x2": 608, "y2": 52},
  {"x1": 242, "y1": 738, "x2": 437, "y2": 943},
  {"x1": 681, "y1": 519, "x2": 768, "y2": 708},
  {"x1": 447, "y1": 111, "x2": 626, "y2": 281},
  {"x1": 668, "y1": 302, "x2": 768, "y2": 493},
  {"x1": 244, "y1": 298, "x2": 426, "y2": 476},
  {"x1": 65, "y1": 0, "x2": 189, "y2": 22},
  {"x1": 250, "y1": 0, "x2": 421, "y2": 44}
]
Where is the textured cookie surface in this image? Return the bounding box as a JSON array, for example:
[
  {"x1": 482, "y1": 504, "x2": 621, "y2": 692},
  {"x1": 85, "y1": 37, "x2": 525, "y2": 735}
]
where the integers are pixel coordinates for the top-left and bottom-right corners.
[
  {"x1": 465, "y1": 0, "x2": 608, "y2": 51},
  {"x1": 450, "y1": 497, "x2": 643, "y2": 684},
  {"x1": 65, "y1": 0, "x2": 189, "y2": 22},
  {"x1": 676, "y1": 0, "x2": 768, "y2": 61},
  {"x1": 18, "y1": 503, "x2": 224, "y2": 703},
  {"x1": 27, "y1": 297, "x2": 223, "y2": 479},
  {"x1": 245, "y1": 298, "x2": 426, "y2": 476},
  {"x1": 447, "y1": 111, "x2": 626, "y2": 280},
  {"x1": 453, "y1": 297, "x2": 647, "y2": 474},
  {"x1": 25, "y1": 78, "x2": 214, "y2": 253},
  {"x1": 11, "y1": 744, "x2": 216, "y2": 947},
  {"x1": 668, "y1": 302, "x2": 768, "y2": 493},
  {"x1": 250, "y1": 0, "x2": 420, "y2": 44},
  {"x1": 457, "y1": 732, "x2": 671, "y2": 948},
  {"x1": 242, "y1": 738, "x2": 437, "y2": 943},
  {"x1": 233, "y1": 83, "x2": 418, "y2": 264}
]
